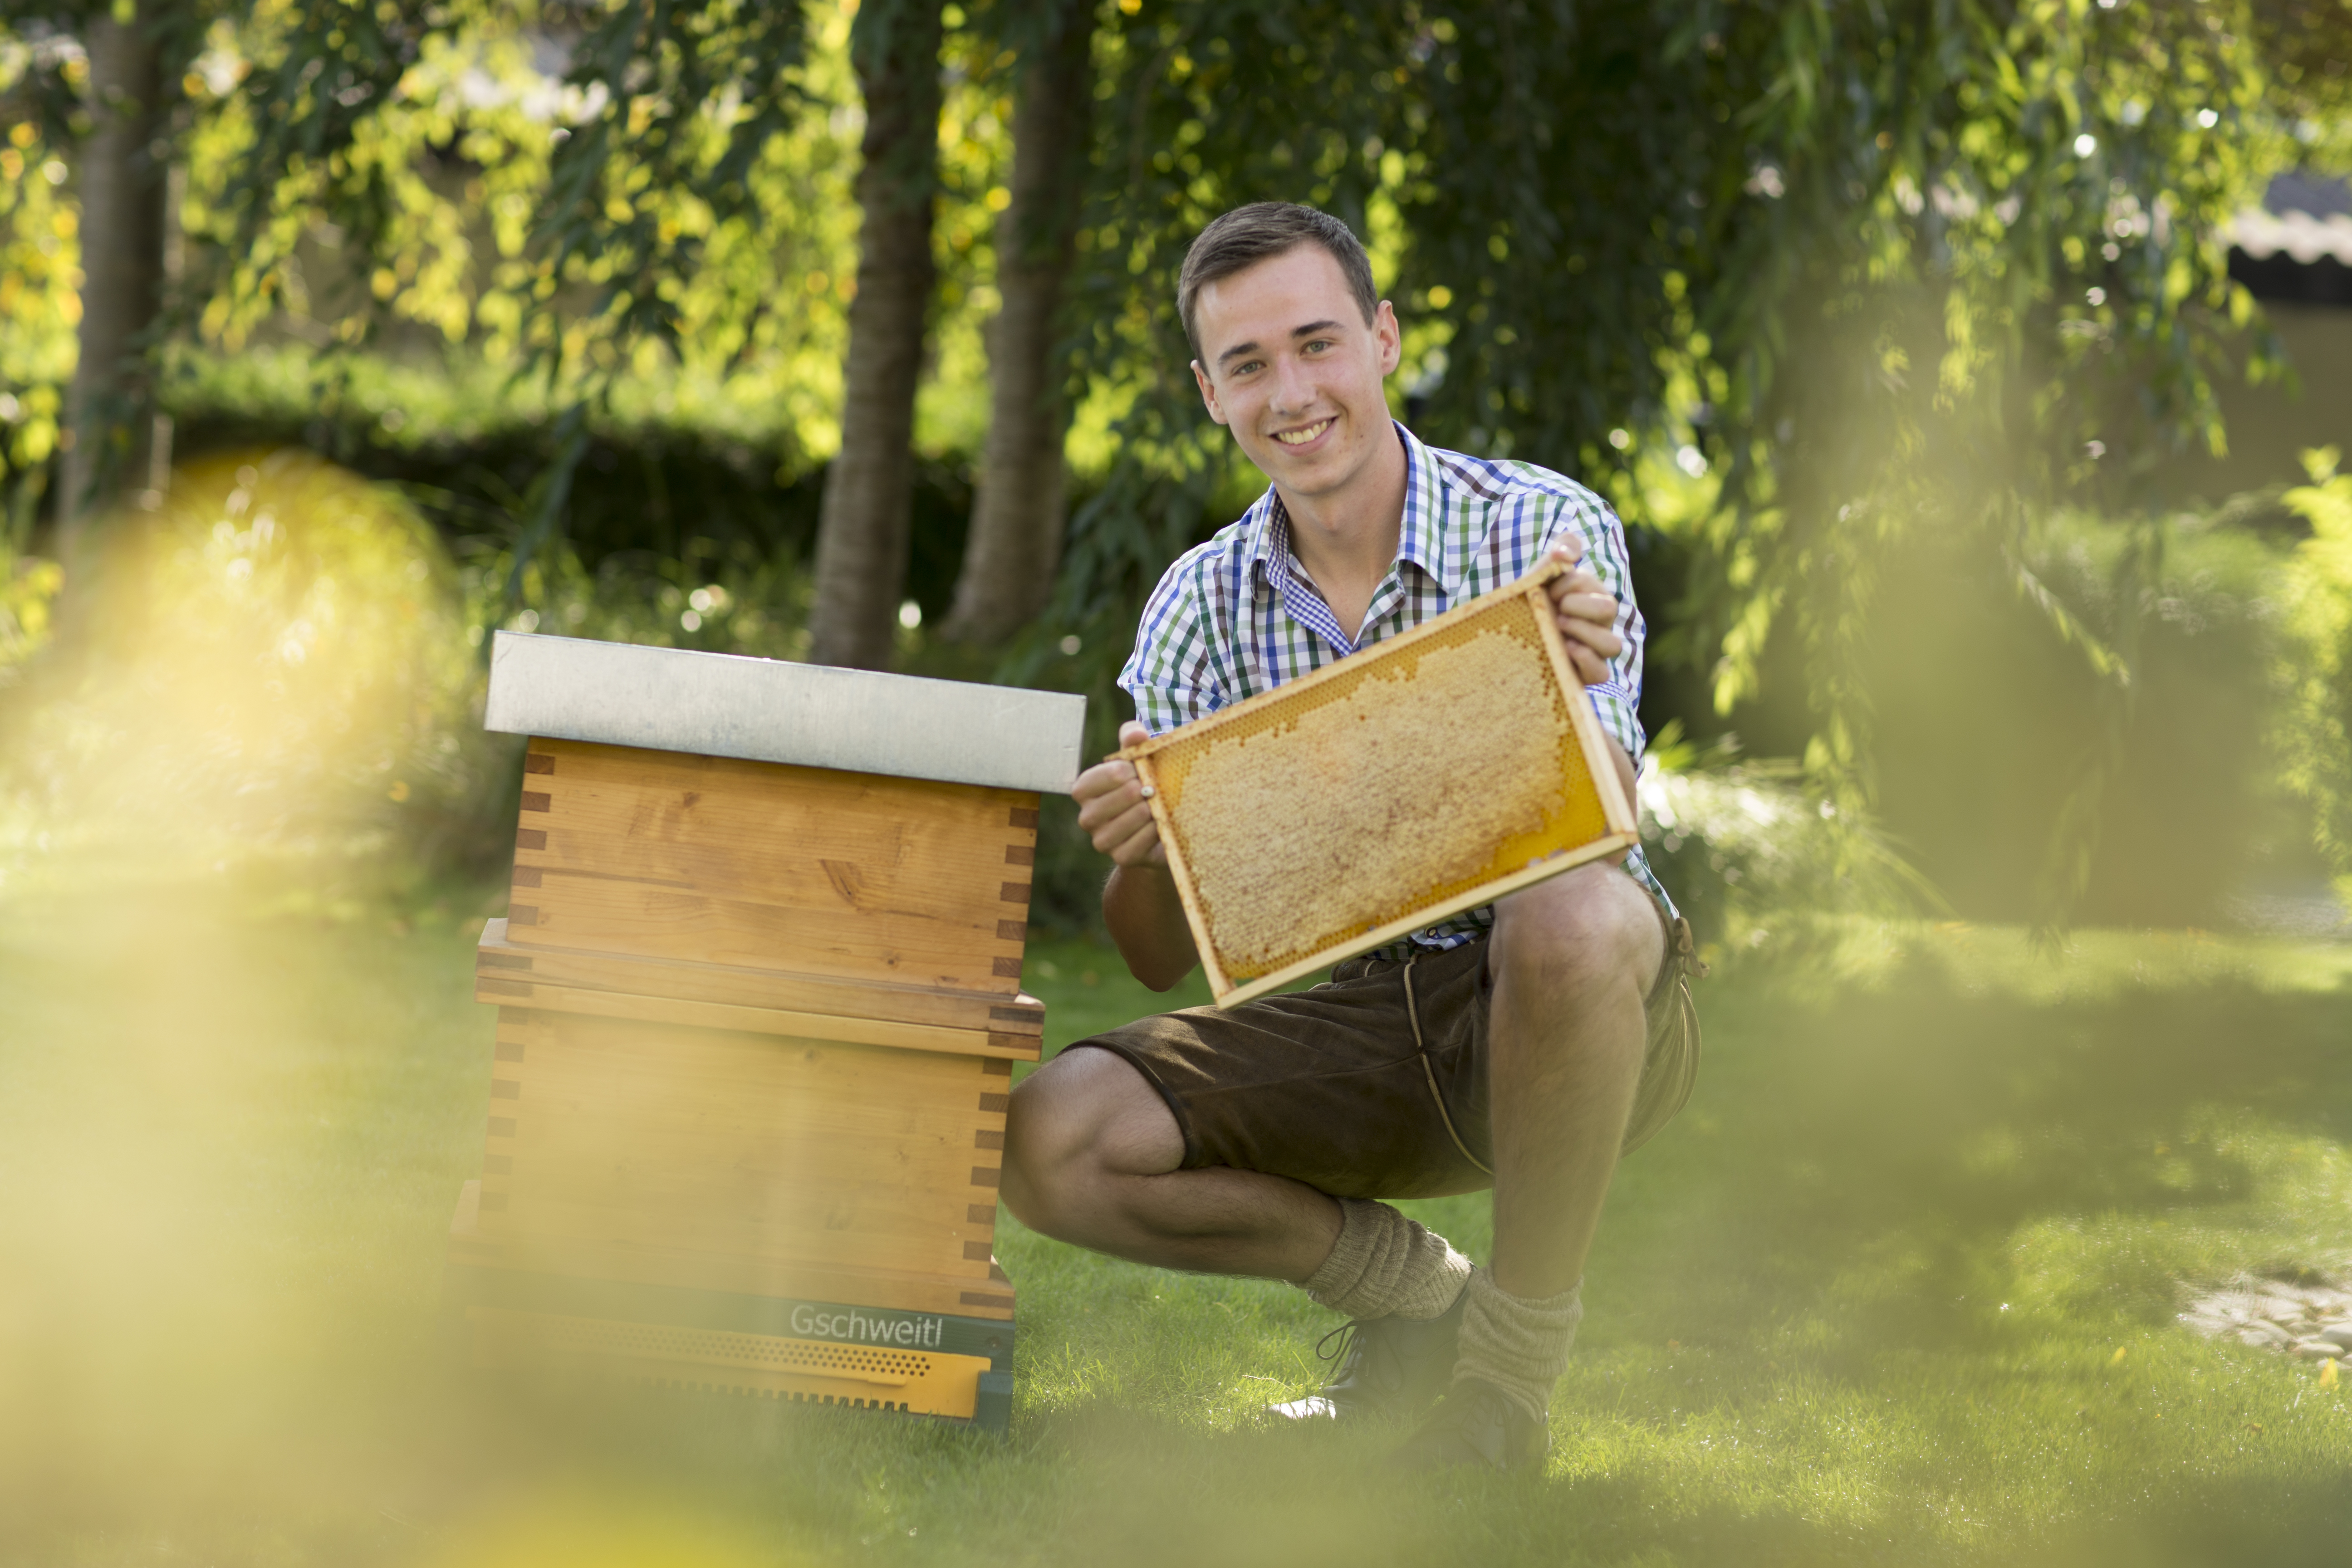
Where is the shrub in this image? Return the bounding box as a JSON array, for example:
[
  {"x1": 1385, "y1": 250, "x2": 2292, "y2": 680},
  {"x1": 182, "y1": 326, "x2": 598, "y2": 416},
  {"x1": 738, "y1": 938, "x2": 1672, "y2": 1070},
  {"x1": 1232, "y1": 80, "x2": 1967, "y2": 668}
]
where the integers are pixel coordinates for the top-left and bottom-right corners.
[{"x1": 1, "y1": 449, "x2": 513, "y2": 889}]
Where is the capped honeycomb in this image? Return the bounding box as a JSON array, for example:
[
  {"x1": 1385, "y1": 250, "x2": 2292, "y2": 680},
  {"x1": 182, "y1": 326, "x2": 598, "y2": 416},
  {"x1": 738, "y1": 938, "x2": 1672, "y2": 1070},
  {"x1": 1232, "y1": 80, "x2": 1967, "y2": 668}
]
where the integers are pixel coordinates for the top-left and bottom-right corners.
[{"x1": 1134, "y1": 578, "x2": 1627, "y2": 1000}]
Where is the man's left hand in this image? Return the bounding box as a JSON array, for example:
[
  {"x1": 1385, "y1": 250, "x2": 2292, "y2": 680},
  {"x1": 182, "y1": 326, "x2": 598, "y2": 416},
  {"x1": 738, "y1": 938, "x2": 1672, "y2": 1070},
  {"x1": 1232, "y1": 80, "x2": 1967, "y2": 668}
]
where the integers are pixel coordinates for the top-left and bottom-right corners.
[{"x1": 1543, "y1": 537, "x2": 1624, "y2": 687}]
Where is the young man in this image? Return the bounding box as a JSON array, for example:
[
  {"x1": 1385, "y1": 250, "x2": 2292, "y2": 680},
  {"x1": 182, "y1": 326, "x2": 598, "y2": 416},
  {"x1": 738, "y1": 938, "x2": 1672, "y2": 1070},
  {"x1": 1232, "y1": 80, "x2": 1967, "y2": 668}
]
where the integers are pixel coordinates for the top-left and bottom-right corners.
[{"x1": 1001, "y1": 202, "x2": 1699, "y2": 1473}]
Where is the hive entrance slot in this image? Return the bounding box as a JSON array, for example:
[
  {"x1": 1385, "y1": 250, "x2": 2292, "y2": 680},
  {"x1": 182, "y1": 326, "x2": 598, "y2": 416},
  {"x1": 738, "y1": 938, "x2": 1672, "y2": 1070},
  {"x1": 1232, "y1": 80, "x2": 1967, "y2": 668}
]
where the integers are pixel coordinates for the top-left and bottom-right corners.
[{"x1": 468, "y1": 1308, "x2": 998, "y2": 1418}]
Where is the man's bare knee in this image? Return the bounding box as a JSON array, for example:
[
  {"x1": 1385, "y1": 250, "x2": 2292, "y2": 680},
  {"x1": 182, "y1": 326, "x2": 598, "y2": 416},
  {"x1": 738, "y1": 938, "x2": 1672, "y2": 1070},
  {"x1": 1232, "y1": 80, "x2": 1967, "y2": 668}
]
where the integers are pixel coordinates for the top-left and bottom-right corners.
[
  {"x1": 1492, "y1": 864, "x2": 1664, "y2": 1007},
  {"x1": 1002, "y1": 1045, "x2": 1184, "y2": 1239}
]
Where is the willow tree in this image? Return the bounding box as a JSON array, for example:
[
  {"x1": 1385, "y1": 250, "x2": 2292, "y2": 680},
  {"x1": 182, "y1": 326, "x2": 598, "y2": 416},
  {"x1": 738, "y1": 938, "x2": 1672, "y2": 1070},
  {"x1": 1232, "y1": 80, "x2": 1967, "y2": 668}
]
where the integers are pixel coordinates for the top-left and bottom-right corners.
[
  {"x1": 9, "y1": 0, "x2": 451, "y2": 580},
  {"x1": 2, "y1": 0, "x2": 827, "y2": 622},
  {"x1": 1019, "y1": 0, "x2": 2278, "y2": 923}
]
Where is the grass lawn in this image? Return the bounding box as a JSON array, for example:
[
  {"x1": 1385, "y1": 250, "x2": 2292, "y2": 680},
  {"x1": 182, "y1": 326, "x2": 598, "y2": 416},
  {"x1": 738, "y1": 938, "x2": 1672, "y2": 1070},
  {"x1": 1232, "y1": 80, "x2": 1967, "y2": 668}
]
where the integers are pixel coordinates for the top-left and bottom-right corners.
[{"x1": 6, "y1": 868, "x2": 2352, "y2": 1567}]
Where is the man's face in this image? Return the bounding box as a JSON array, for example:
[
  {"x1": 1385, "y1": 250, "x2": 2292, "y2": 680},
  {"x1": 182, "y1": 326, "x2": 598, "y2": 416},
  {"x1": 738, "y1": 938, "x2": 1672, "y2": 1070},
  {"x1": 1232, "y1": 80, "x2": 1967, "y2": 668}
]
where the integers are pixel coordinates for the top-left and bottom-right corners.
[{"x1": 1190, "y1": 244, "x2": 1402, "y2": 502}]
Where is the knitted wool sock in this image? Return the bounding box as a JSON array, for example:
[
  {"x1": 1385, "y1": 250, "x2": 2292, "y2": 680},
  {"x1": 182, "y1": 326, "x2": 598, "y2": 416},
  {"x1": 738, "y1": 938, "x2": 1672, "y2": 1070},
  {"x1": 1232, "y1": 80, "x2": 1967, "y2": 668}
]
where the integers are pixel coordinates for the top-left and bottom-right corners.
[
  {"x1": 1451, "y1": 1268, "x2": 1583, "y2": 1422},
  {"x1": 1298, "y1": 1197, "x2": 1473, "y2": 1321}
]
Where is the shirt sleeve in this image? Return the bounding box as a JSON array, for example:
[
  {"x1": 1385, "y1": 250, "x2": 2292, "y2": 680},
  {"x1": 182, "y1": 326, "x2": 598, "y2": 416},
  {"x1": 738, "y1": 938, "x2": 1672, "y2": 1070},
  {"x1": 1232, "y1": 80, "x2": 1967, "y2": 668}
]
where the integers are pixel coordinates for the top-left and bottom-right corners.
[
  {"x1": 1117, "y1": 553, "x2": 1225, "y2": 736},
  {"x1": 1539, "y1": 488, "x2": 1646, "y2": 773}
]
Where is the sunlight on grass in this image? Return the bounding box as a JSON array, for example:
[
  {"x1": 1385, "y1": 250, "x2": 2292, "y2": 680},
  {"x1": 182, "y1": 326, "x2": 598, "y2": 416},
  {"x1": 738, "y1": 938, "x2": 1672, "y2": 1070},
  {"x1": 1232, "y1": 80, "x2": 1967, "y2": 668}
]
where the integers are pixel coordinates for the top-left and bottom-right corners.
[
  {"x1": 8, "y1": 894, "x2": 2352, "y2": 1563},
  {"x1": 995, "y1": 929, "x2": 2352, "y2": 1563},
  {"x1": 425, "y1": 1489, "x2": 779, "y2": 1568}
]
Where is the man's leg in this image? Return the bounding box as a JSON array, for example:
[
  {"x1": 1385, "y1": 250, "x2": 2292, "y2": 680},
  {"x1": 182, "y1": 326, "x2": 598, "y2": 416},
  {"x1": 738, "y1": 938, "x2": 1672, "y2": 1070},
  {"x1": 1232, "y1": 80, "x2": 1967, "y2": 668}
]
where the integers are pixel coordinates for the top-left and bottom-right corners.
[
  {"x1": 1001, "y1": 1045, "x2": 1343, "y2": 1281},
  {"x1": 1004, "y1": 1042, "x2": 1473, "y2": 1417},
  {"x1": 1486, "y1": 862, "x2": 1664, "y2": 1299},
  {"x1": 1402, "y1": 861, "x2": 1666, "y2": 1467}
]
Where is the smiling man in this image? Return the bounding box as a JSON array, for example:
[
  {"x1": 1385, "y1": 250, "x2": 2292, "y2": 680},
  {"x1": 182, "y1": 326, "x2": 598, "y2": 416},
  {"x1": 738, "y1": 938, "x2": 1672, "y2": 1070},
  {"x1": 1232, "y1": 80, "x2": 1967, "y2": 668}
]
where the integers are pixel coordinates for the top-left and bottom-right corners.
[{"x1": 1001, "y1": 202, "x2": 1700, "y2": 1473}]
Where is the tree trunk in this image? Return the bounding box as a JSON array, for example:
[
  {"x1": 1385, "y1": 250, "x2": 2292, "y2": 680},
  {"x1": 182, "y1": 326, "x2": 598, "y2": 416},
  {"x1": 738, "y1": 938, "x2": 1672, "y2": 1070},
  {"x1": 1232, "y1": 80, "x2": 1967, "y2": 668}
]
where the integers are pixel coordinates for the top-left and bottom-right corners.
[
  {"x1": 941, "y1": 0, "x2": 1093, "y2": 646},
  {"x1": 59, "y1": 4, "x2": 171, "y2": 566},
  {"x1": 807, "y1": 0, "x2": 946, "y2": 671}
]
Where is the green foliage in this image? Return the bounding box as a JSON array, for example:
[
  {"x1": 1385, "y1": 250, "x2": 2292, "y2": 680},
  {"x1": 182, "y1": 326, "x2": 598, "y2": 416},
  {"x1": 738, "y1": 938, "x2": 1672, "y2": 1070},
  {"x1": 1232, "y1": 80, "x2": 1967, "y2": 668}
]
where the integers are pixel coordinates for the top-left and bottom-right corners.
[
  {"x1": 1634, "y1": 494, "x2": 2310, "y2": 938},
  {"x1": 0, "y1": 550, "x2": 60, "y2": 678},
  {"x1": 185, "y1": 1, "x2": 829, "y2": 366},
  {"x1": 2276, "y1": 446, "x2": 2352, "y2": 892},
  {"x1": 0, "y1": 1, "x2": 899, "y2": 454},
  {"x1": 166, "y1": 341, "x2": 990, "y2": 576},
  {"x1": 1871, "y1": 501, "x2": 2288, "y2": 926},
  {"x1": 539, "y1": 0, "x2": 812, "y2": 363},
  {"x1": 181, "y1": 0, "x2": 833, "y2": 611},
  {"x1": 921, "y1": 20, "x2": 1023, "y2": 457},
  {"x1": 3, "y1": 0, "x2": 2340, "y2": 934},
  {"x1": 1637, "y1": 738, "x2": 1946, "y2": 969},
  {"x1": 1025, "y1": 0, "x2": 2289, "y2": 916},
  {"x1": 200, "y1": 0, "x2": 443, "y2": 340},
  {"x1": 1007, "y1": 0, "x2": 1411, "y2": 750},
  {"x1": 0, "y1": 67, "x2": 78, "y2": 521},
  {"x1": 0, "y1": 447, "x2": 512, "y2": 877},
  {"x1": 2253, "y1": 0, "x2": 2352, "y2": 151},
  {"x1": 458, "y1": 532, "x2": 816, "y2": 663}
]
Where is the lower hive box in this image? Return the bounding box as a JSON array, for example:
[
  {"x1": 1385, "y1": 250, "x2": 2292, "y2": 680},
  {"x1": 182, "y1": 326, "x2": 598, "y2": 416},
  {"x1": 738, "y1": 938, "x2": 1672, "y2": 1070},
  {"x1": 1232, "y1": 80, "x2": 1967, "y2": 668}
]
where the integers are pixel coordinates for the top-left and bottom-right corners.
[
  {"x1": 1122, "y1": 560, "x2": 1637, "y2": 1007},
  {"x1": 445, "y1": 988, "x2": 1025, "y2": 1426}
]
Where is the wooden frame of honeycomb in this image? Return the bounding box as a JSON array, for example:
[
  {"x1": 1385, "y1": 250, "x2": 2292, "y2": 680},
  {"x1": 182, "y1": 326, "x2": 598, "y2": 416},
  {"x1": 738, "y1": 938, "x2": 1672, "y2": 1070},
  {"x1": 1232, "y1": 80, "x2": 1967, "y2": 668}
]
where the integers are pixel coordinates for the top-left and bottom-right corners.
[{"x1": 1120, "y1": 561, "x2": 1639, "y2": 1007}]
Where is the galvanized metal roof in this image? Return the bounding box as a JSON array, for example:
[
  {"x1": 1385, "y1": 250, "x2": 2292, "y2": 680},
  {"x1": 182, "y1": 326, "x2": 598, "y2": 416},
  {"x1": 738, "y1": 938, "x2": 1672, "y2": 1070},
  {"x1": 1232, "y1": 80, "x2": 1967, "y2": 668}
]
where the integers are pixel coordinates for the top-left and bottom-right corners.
[
  {"x1": 2230, "y1": 172, "x2": 2352, "y2": 268},
  {"x1": 484, "y1": 632, "x2": 1088, "y2": 793}
]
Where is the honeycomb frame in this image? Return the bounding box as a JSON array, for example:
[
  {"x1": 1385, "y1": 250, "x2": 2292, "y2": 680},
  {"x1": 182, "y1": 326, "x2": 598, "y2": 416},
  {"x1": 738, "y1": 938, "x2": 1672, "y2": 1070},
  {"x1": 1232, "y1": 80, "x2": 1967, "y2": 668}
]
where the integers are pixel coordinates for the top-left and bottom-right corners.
[{"x1": 1121, "y1": 561, "x2": 1638, "y2": 1007}]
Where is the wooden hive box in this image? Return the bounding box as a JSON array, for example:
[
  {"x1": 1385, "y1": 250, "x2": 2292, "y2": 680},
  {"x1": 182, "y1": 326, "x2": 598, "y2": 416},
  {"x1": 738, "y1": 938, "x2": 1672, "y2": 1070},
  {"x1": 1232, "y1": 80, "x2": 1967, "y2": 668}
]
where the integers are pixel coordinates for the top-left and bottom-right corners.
[
  {"x1": 1122, "y1": 560, "x2": 1637, "y2": 1007},
  {"x1": 445, "y1": 633, "x2": 1086, "y2": 1432}
]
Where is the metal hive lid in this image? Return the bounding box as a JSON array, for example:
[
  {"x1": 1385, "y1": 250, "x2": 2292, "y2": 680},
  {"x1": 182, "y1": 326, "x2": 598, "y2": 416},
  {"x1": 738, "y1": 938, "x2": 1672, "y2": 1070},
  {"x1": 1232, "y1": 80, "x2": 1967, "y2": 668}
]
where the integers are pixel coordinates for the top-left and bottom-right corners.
[{"x1": 485, "y1": 632, "x2": 1088, "y2": 793}]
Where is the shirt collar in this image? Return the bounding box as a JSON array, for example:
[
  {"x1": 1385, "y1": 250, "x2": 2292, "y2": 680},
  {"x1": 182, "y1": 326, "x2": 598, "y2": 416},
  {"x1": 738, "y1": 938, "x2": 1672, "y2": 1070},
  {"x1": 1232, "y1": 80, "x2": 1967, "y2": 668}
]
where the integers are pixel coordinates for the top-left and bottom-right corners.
[
  {"x1": 1247, "y1": 421, "x2": 1439, "y2": 588},
  {"x1": 1393, "y1": 421, "x2": 1444, "y2": 586}
]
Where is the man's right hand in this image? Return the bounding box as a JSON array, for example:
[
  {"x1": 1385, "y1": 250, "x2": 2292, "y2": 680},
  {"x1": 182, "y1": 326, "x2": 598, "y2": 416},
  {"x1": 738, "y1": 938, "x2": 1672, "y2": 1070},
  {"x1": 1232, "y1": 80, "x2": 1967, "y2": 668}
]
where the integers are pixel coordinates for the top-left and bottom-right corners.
[{"x1": 1072, "y1": 720, "x2": 1167, "y2": 867}]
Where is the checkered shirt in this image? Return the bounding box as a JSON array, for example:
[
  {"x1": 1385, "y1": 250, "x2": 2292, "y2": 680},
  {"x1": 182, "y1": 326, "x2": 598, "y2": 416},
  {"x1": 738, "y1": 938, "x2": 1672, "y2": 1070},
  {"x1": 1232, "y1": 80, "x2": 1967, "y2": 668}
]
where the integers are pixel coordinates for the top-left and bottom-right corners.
[{"x1": 1119, "y1": 421, "x2": 1673, "y2": 954}]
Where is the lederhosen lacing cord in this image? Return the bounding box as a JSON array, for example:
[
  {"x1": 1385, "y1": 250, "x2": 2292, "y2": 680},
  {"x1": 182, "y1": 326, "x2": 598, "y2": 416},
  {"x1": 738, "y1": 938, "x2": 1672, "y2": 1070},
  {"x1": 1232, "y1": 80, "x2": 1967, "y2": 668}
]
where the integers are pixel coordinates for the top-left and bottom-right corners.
[{"x1": 1402, "y1": 953, "x2": 1494, "y2": 1179}]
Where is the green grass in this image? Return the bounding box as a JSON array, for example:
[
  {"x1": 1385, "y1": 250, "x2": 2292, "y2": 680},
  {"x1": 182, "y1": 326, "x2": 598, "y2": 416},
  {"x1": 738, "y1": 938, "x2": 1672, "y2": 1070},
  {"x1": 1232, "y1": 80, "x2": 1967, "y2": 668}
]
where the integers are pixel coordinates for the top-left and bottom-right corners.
[{"x1": 6, "y1": 876, "x2": 2352, "y2": 1568}]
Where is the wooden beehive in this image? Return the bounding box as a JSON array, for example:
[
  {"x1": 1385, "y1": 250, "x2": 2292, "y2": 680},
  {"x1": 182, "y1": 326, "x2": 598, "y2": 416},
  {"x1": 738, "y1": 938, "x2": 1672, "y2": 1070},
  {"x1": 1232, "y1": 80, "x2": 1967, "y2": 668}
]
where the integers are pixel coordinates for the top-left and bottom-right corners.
[
  {"x1": 1122, "y1": 560, "x2": 1637, "y2": 1007},
  {"x1": 444, "y1": 633, "x2": 1085, "y2": 1432}
]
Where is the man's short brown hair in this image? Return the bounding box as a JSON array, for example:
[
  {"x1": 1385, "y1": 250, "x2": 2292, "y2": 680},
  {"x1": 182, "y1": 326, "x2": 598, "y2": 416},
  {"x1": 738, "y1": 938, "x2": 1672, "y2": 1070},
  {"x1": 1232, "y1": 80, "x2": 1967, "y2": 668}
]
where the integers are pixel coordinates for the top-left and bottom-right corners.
[{"x1": 1176, "y1": 202, "x2": 1379, "y2": 360}]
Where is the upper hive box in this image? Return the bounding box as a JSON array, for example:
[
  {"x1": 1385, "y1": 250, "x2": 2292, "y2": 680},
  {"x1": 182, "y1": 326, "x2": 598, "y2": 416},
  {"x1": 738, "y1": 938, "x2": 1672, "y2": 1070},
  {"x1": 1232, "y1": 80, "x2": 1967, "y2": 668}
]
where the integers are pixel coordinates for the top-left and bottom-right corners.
[
  {"x1": 485, "y1": 633, "x2": 1087, "y2": 999},
  {"x1": 1119, "y1": 561, "x2": 1637, "y2": 1007}
]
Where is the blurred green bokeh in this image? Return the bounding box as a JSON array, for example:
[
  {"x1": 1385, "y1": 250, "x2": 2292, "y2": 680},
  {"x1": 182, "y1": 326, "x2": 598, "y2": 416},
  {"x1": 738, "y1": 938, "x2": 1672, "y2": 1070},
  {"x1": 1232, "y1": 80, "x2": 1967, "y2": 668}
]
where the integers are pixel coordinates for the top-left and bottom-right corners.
[{"x1": 0, "y1": 449, "x2": 517, "y2": 902}]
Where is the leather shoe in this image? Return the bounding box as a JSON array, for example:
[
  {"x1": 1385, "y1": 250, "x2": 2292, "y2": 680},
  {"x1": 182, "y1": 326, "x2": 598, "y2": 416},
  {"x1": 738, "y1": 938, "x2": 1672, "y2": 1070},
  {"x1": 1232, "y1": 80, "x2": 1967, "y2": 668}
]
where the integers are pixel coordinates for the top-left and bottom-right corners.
[
  {"x1": 1265, "y1": 1288, "x2": 1465, "y2": 1423},
  {"x1": 1388, "y1": 1376, "x2": 1550, "y2": 1473}
]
